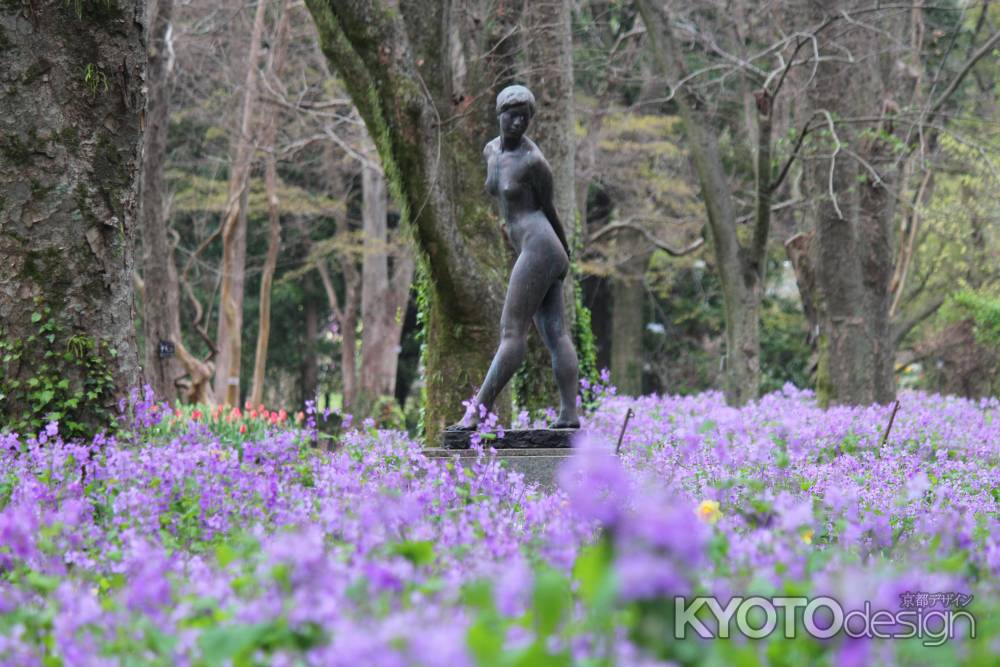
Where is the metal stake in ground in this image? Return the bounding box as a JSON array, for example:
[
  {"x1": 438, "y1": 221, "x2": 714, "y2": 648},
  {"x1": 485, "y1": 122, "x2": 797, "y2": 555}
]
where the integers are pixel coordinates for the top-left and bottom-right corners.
[
  {"x1": 879, "y1": 400, "x2": 901, "y2": 448},
  {"x1": 615, "y1": 408, "x2": 634, "y2": 455}
]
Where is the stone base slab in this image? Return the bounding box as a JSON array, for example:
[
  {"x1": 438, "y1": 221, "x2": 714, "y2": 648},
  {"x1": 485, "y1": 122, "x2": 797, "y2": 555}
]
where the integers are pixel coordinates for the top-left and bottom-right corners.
[
  {"x1": 424, "y1": 447, "x2": 573, "y2": 490},
  {"x1": 441, "y1": 428, "x2": 578, "y2": 450}
]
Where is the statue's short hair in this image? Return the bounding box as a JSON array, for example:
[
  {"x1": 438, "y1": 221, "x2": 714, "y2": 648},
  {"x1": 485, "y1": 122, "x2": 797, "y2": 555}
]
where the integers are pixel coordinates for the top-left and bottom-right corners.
[{"x1": 496, "y1": 85, "x2": 536, "y2": 117}]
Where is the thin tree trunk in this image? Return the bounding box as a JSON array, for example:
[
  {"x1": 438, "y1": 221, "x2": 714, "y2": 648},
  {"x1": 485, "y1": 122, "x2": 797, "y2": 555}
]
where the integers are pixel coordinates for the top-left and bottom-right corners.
[
  {"x1": 316, "y1": 258, "x2": 360, "y2": 412},
  {"x1": 214, "y1": 0, "x2": 268, "y2": 406},
  {"x1": 610, "y1": 229, "x2": 651, "y2": 396},
  {"x1": 341, "y1": 293, "x2": 359, "y2": 411},
  {"x1": 358, "y1": 162, "x2": 415, "y2": 413},
  {"x1": 0, "y1": 1, "x2": 144, "y2": 432},
  {"x1": 359, "y1": 164, "x2": 390, "y2": 402},
  {"x1": 249, "y1": 0, "x2": 292, "y2": 407},
  {"x1": 249, "y1": 152, "x2": 281, "y2": 407},
  {"x1": 889, "y1": 169, "x2": 933, "y2": 316},
  {"x1": 637, "y1": 0, "x2": 767, "y2": 406},
  {"x1": 300, "y1": 283, "x2": 319, "y2": 407}
]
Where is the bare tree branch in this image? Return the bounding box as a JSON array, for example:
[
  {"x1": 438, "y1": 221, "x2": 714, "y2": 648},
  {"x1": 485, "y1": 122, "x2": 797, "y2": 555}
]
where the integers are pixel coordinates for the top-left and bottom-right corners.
[
  {"x1": 819, "y1": 109, "x2": 845, "y2": 219},
  {"x1": 892, "y1": 296, "x2": 946, "y2": 345},
  {"x1": 588, "y1": 219, "x2": 704, "y2": 257},
  {"x1": 929, "y1": 29, "x2": 1000, "y2": 116}
]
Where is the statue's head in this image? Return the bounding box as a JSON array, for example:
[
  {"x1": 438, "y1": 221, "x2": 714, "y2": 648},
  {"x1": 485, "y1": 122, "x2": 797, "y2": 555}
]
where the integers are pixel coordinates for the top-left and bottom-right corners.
[
  {"x1": 496, "y1": 85, "x2": 535, "y2": 140},
  {"x1": 496, "y1": 85, "x2": 536, "y2": 117}
]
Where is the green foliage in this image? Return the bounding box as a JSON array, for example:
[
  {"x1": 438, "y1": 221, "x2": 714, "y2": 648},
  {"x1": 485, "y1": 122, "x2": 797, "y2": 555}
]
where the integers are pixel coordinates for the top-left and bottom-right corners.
[
  {"x1": 368, "y1": 394, "x2": 407, "y2": 430},
  {"x1": 389, "y1": 540, "x2": 435, "y2": 567},
  {"x1": 167, "y1": 170, "x2": 342, "y2": 218},
  {"x1": 759, "y1": 295, "x2": 812, "y2": 395},
  {"x1": 644, "y1": 252, "x2": 810, "y2": 396},
  {"x1": 413, "y1": 264, "x2": 431, "y2": 438},
  {"x1": 196, "y1": 619, "x2": 326, "y2": 666},
  {"x1": 0, "y1": 299, "x2": 117, "y2": 439},
  {"x1": 948, "y1": 290, "x2": 1000, "y2": 348},
  {"x1": 574, "y1": 276, "x2": 599, "y2": 387},
  {"x1": 463, "y1": 568, "x2": 576, "y2": 667},
  {"x1": 83, "y1": 63, "x2": 109, "y2": 97},
  {"x1": 572, "y1": 1, "x2": 641, "y2": 101},
  {"x1": 140, "y1": 403, "x2": 306, "y2": 448}
]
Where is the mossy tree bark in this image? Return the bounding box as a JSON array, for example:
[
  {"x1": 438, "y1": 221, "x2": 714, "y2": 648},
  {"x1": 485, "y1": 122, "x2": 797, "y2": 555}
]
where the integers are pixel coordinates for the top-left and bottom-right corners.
[
  {"x1": 305, "y1": 0, "x2": 530, "y2": 442},
  {"x1": 0, "y1": 1, "x2": 144, "y2": 428}
]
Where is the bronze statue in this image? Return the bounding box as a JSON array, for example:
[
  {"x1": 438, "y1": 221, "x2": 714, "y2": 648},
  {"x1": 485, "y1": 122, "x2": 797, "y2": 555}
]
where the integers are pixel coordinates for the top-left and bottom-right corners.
[{"x1": 449, "y1": 85, "x2": 580, "y2": 431}]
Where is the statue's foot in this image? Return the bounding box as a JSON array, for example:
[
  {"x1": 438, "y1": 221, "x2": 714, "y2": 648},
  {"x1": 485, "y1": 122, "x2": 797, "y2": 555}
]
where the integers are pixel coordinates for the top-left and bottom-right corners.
[
  {"x1": 551, "y1": 418, "x2": 580, "y2": 430},
  {"x1": 445, "y1": 419, "x2": 478, "y2": 432}
]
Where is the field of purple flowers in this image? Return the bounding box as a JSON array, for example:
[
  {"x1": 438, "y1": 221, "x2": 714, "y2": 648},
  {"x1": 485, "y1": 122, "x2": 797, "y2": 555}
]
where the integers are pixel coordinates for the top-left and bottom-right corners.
[{"x1": 1, "y1": 385, "x2": 998, "y2": 666}]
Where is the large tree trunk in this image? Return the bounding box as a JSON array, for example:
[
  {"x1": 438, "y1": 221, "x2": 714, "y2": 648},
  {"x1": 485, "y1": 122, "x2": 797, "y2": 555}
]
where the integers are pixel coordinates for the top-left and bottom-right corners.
[
  {"x1": 0, "y1": 2, "x2": 144, "y2": 433},
  {"x1": 358, "y1": 164, "x2": 414, "y2": 413},
  {"x1": 214, "y1": 0, "x2": 268, "y2": 406},
  {"x1": 857, "y1": 138, "x2": 898, "y2": 404},
  {"x1": 140, "y1": 0, "x2": 182, "y2": 403},
  {"x1": 802, "y1": 0, "x2": 900, "y2": 406},
  {"x1": 306, "y1": 0, "x2": 524, "y2": 442}
]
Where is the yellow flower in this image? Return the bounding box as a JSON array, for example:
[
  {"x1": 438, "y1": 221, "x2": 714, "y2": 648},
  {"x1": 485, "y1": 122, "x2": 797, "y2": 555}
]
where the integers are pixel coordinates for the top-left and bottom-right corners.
[
  {"x1": 801, "y1": 528, "x2": 814, "y2": 545},
  {"x1": 696, "y1": 499, "x2": 722, "y2": 525}
]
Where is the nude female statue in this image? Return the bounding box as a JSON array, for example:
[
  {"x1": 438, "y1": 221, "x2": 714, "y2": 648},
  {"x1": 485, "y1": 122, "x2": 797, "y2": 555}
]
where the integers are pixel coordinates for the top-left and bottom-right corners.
[{"x1": 449, "y1": 85, "x2": 580, "y2": 431}]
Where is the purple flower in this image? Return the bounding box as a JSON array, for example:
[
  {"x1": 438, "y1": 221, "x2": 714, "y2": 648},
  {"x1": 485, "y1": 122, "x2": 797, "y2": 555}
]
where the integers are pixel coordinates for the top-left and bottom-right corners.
[{"x1": 558, "y1": 434, "x2": 629, "y2": 527}]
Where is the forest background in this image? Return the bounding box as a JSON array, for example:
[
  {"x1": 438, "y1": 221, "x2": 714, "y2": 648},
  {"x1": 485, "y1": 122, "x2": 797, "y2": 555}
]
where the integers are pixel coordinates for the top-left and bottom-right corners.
[{"x1": 1, "y1": 0, "x2": 999, "y2": 442}]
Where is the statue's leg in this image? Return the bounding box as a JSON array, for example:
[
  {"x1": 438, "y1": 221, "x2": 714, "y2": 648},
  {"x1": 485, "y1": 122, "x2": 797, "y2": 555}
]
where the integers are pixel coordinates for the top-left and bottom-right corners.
[
  {"x1": 449, "y1": 251, "x2": 552, "y2": 429},
  {"x1": 534, "y1": 280, "x2": 580, "y2": 428}
]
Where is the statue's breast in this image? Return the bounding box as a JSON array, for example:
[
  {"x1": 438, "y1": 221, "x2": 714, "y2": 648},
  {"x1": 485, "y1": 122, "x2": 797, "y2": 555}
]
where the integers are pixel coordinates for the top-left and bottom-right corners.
[
  {"x1": 497, "y1": 155, "x2": 533, "y2": 200},
  {"x1": 499, "y1": 172, "x2": 527, "y2": 198}
]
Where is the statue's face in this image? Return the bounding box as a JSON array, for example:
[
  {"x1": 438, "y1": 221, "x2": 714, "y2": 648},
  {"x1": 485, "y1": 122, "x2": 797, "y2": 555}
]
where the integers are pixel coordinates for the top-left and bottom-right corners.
[{"x1": 499, "y1": 103, "x2": 530, "y2": 140}]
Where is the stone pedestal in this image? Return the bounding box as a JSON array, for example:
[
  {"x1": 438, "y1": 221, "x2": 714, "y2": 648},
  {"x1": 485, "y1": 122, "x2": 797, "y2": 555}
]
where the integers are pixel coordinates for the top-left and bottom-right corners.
[
  {"x1": 441, "y1": 428, "x2": 578, "y2": 450},
  {"x1": 424, "y1": 447, "x2": 572, "y2": 490}
]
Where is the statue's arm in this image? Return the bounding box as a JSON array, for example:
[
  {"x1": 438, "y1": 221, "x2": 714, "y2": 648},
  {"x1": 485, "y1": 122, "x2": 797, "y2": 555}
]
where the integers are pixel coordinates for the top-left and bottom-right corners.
[
  {"x1": 484, "y1": 139, "x2": 512, "y2": 250},
  {"x1": 534, "y1": 157, "x2": 571, "y2": 259},
  {"x1": 483, "y1": 139, "x2": 498, "y2": 163}
]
